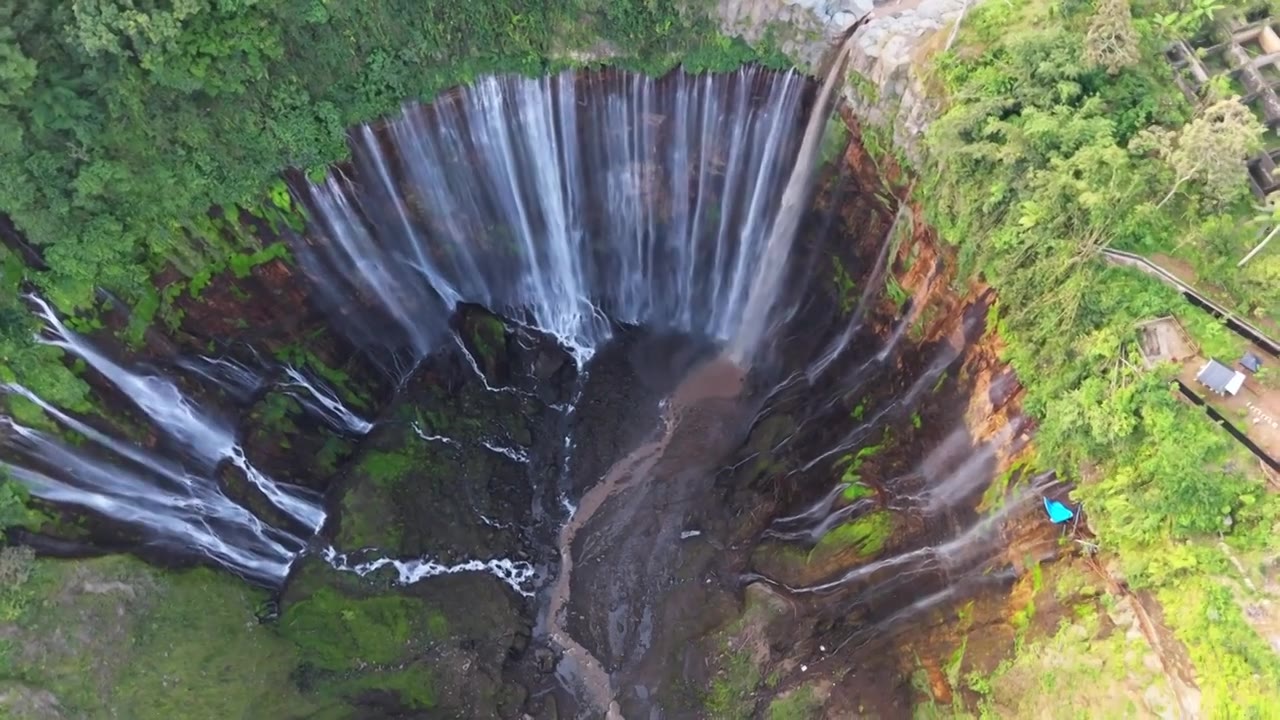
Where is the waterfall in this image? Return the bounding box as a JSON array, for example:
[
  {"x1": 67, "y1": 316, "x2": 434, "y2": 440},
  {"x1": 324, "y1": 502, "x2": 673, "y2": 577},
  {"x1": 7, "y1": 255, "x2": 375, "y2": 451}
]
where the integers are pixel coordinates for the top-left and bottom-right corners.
[
  {"x1": 729, "y1": 37, "x2": 857, "y2": 362},
  {"x1": 0, "y1": 297, "x2": 327, "y2": 582},
  {"x1": 1, "y1": 64, "x2": 851, "y2": 590},
  {"x1": 0, "y1": 411, "x2": 301, "y2": 583},
  {"x1": 297, "y1": 65, "x2": 819, "y2": 365},
  {"x1": 280, "y1": 365, "x2": 373, "y2": 435}
]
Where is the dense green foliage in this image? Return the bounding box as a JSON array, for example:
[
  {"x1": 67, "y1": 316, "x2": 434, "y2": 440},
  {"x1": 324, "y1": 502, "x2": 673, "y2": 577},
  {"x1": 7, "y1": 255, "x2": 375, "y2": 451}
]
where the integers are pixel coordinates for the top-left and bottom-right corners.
[
  {"x1": 918, "y1": 0, "x2": 1280, "y2": 711},
  {"x1": 0, "y1": 475, "x2": 42, "y2": 533},
  {"x1": 0, "y1": 0, "x2": 775, "y2": 310},
  {"x1": 926, "y1": 0, "x2": 1267, "y2": 566},
  {"x1": 0, "y1": 0, "x2": 786, "y2": 436},
  {"x1": 1, "y1": 0, "x2": 1278, "y2": 714}
]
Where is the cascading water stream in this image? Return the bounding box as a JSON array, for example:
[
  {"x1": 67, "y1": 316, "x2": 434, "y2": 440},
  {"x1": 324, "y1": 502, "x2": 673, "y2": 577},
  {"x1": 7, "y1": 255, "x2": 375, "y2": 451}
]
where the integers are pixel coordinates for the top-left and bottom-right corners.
[
  {"x1": 1, "y1": 297, "x2": 327, "y2": 581},
  {"x1": 296, "y1": 65, "x2": 817, "y2": 367},
  {"x1": 2, "y1": 64, "x2": 846, "y2": 600},
  {"x1": 0, "y1": 402, "x2": 300, "y2": 582},
  {"x1": 728, "y1": 37, "x2": 856, "y2": 363},
  {"x1": 30, "y1": 296, "x2": 326, "y2": 531},
  {"x1": 280, "y1": 365, "x2": 373, "y2": 435},
  {"x1": 0, "y1": 36, "x2": 1060, "y2": 717}
]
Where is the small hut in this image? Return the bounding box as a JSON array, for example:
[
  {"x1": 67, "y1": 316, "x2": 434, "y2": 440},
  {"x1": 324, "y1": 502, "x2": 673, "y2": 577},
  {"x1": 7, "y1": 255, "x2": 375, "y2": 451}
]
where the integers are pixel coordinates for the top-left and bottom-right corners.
[{"x1": 1197, "y1": 358, "x2": 1246, "y2": 396}]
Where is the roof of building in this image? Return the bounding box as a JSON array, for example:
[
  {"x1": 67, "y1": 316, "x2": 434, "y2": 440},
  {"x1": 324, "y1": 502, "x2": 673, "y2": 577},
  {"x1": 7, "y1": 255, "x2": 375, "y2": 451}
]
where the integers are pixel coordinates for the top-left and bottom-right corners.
[
  {"x1": 1226, "y1": 371, "x2": 1246, "y2": 395},
  {"x1": 1241, "y1": 351, "x2": 1264, "y2": 373},
  {"x1": 1198, "y1": 359, "x2": 1243, "y2": 394}
]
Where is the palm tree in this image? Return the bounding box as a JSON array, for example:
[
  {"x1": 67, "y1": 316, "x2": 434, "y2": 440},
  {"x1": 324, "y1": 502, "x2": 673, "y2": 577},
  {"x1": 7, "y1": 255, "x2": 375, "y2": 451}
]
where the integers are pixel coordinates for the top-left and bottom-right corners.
[{"x1": 1240, "y1": 191, "x2": 1280, "y2": 267}]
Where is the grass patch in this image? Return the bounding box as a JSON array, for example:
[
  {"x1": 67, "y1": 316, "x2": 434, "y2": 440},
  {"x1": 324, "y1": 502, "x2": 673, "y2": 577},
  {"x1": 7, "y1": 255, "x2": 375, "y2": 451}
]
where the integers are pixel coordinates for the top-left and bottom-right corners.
[
  {"x1": 1, "y1": 556, "x2": 316, "y2": 719},
  {"x1": 768, "y1": 685, "x2": 820, "y2": 720},
  {"x1": 706, "y1": 650, "x2": 761, "y2": 719}
]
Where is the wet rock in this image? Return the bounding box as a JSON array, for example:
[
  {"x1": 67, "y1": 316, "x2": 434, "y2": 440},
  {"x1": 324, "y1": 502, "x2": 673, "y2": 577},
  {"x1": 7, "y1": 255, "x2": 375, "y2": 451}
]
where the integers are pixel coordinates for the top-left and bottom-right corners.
[
  {"x1": 241, "y1": 389, "x2": 356, "y2": 492},
  {"x1": 324, "y1": 328, "x2": 568, "y2": 559},
  {"x1": 526, "y1": 695, "x2": 559, "y2": 720},
  {"x1": 534, "y1": 647, "x2": 557, "y2": 674},
  {"x1": 277, "y1": 318, "x2": 579, "y2": 716},
  {"x1": 0, "y1": 681, "x2": 64, "y2": 720}
]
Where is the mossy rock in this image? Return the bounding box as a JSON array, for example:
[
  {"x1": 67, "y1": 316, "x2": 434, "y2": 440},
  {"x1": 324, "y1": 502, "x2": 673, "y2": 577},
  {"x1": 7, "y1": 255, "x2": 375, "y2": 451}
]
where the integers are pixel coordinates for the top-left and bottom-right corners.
[
  {"x1": 0, "y1": 555, "x2": 318, "y2": 719},
  {"x1": 811, "y1": 509, "x2": 895, "y2": 564},
  {"x1": 278, "y1": 563, "x2": 531, "y2": 718},
  {"x1": 328, "y1": 341, "x2": 545, "y2": 560},
  {"x1": 242, "y1": 390, "x2": 356, "y2": 491}
]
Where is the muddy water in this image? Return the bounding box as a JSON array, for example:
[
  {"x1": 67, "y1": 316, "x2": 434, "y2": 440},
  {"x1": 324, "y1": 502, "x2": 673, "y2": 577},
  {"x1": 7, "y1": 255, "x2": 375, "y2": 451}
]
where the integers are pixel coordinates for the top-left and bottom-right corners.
[{"x1": 547, "y1": 357, "x2": 745, "y2": 717}]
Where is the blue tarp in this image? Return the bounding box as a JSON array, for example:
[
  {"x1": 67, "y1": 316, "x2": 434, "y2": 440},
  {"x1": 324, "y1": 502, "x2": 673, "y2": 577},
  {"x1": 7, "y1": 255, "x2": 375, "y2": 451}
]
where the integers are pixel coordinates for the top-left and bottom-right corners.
[{"x1": 1043, "y1": 497, "x2": 1074, "y2": 524}]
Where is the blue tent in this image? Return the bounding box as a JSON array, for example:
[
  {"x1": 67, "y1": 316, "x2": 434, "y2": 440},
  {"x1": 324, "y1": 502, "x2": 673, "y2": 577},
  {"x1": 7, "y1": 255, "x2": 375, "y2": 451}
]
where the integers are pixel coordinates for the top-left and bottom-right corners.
[{"x1": 1043, "y1": 497, "x2": 1074, "y2": 524}]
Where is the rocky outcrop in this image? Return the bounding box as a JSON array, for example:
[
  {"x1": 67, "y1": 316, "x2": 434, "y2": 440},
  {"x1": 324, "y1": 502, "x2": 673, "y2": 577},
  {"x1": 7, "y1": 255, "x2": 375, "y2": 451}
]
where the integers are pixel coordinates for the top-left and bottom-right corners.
[{"x1": 716, "y1": 0, "x2": 968, "y2": 159}]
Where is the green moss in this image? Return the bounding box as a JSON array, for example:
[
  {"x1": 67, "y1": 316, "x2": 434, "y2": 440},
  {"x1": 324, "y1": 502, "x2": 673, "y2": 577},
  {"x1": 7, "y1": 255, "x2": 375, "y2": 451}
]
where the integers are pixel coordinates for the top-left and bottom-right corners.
[
  {"x1": 706, "y1": 650, "x2": 761, "y2": 719},
  {"x1": 359, "y1": 449, "x2": 419, "y2": 488},
  {"x1": 468, "y1": 313, "x2": 508, "y2": 365},
  {"x1": 335, "y1": 480, "x2": 402, "y2": 549},
  {"x1": 836, "y1": 438, "x2": 887, "y2": 487},
  {"x1": 341, "y1": 665, "x2": 438, "y2": 709},
  {"x1": 278, "y1": 587, "x2": 429, "y2": 671},
  {"x1": 111, "y1": 569, "x2": 315, "y2": 719},
  {"x1": 768, "y1": 686, "x2": 819, "y2": 720},
  {"x1": 813, "y1": 510, "x2": 894, "y2": 561},
  {"x1": 253, "y1": 392, "x2": 303, "y2": 436},
  {"x1": 842, "y1": 482, "x2": 874, "y2": 502},
  {"x1": 275, "y1": 583, "x2": 460, "y2": 714},
  {"x1": 831, "y1": 255, "x2": 857, "y2": 316},
  {"x1": 314, "y1": 435, "x2": 354, "y2": 476},
  {"x1": 2, "y1": 556, "x2": 315, "y2": 719}
]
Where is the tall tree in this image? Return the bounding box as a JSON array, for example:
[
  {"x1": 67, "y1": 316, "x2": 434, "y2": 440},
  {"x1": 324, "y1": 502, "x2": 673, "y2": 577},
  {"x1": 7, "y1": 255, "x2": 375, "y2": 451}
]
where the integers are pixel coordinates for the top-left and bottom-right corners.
[
  {"x1": 1134, "y1": 97, "x2": 1264, "y2": 208},
  {"x1": 1084, "y1": 0, "x2": 1139, "y2": 75}
]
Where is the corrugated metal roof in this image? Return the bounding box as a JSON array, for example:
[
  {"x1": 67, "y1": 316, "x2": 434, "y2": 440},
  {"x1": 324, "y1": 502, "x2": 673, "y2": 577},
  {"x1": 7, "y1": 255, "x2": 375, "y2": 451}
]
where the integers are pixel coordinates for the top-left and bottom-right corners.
[
  {"x1": 1197, "y1": 359, "x2": 1238, "y2": 393},
  {"x1": 1241, "y1": 352, "x2": 1263, "y2": 373}
]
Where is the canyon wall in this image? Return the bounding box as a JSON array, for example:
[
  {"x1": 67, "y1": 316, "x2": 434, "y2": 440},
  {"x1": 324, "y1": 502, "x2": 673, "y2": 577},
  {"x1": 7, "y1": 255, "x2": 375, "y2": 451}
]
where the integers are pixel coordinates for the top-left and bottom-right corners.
[{"x1": 716, "y1": 0, "x2": 967, "y2": 158}]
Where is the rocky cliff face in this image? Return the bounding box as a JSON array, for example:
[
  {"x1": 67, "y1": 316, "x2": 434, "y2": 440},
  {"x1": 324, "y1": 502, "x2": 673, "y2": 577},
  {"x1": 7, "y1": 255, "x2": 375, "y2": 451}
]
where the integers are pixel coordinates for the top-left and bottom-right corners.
[{"x1": 717, "y1": 0, "x2": 966, "y2": 158}]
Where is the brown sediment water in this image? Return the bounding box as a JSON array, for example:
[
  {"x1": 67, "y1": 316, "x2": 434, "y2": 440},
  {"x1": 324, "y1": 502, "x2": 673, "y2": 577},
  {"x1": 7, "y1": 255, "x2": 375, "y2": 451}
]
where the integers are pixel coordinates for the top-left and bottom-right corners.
[{"x1": 545, "y1": 356, "x2": 746, "y2": 718}]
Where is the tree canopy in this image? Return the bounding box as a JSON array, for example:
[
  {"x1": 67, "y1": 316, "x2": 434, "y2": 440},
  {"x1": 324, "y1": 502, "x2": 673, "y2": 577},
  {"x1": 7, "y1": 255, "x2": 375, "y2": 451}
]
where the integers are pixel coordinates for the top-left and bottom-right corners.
[{"x1": 0, "y1": 0, "x2": 770, "y2": 312}]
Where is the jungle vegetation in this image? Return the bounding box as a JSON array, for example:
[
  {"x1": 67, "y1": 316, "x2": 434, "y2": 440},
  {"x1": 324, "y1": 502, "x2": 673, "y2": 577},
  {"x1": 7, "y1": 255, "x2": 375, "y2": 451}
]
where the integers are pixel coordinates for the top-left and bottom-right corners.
[
  {"x1": 917, "y1": 0, "x2": 1280, "y2": 712},
  {"x1": 0, "y1": 0, "x2": 777, "y2": 411},
  {"x1": 0, "y1": 0, "x2": 1278, "y2": 715}
]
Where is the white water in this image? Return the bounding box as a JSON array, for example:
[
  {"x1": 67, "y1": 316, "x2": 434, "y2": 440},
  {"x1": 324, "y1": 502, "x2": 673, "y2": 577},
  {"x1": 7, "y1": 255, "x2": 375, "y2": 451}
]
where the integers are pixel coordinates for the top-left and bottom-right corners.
[
  {"x1": 27, "y1": 296, "x2": 325, "y2": 530},
  {"x1": 1, "y1": 298, "x2": 328, "y2": 582},
  {"x1": 176, "y1": 353, "x2": 265, "y2": 402},
  {"x1": 481, "y1": 439, "x2": 530, "y2": 464},
  {"x1": 3, "y1": 66, "x2": 858, "y2": 599},
  {"x1": 298, "y1": 66, "x2": 823, "y2": 366},
  {"x1": 0, "y1": 417, "x2": 299, "y2": 582},
  {"x1": 322, "y1": 546, "x2": 536, "y2": 597},
  {"x1": 411, "y1": 421, "x2": 461, "y2": 447},
  {"x1": 729, "y1": 38, "x2": 855, "y2": 362},
  {"x1": 281, "y1": 365, "x2": 373, "y2": 435}
]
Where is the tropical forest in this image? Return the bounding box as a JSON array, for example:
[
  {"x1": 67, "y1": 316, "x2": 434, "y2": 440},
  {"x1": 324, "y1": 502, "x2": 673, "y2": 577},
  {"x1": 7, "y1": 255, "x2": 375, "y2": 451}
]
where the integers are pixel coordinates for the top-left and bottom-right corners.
[{"x1": 0, "y1": 0, "x2": 1278, "y2": 718}]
